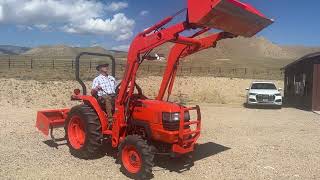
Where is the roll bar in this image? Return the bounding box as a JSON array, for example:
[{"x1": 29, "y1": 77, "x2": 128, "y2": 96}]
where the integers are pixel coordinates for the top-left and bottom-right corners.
[{"x1": 75, "y1": 52, "x2": 116, "y2": 95}]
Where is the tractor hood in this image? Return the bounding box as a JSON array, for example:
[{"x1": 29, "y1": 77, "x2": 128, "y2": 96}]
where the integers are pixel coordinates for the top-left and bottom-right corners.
[
  {"x1": 188, "y1": 0, "x2": 273, "y2": 37},
  {"x1": 138, "y1": 100, "x2": 182, "y2": 112},
  {"x1": 131, "y1": 99, "x2": 183, "y2": 124}
]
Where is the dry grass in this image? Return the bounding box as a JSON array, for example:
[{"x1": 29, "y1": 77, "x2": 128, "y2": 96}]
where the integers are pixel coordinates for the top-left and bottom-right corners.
[{"x1": 0, "y1": 76, "x2": 283, "y2": 109}]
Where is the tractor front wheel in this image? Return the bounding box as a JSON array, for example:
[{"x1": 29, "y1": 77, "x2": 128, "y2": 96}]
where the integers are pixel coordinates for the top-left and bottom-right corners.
[
  {"x1": 65, "y1": 105, "x2": 103, "y2": 159},
  {"x1": 118, "y1": 135, "x2": 154, "y2": 179}
]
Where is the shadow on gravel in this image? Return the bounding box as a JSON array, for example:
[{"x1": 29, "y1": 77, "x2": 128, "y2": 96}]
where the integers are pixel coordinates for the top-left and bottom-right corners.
[
  {"x1": 42, "y1": 139, "x2": 230, "y2": 176},
  {"x1": 101, "y1": 141, "x2": 118, "y2": 159},
  {"x1": 43, "y1": 139, "x2": 118, "y2": 160},
  {"x1": 243, "y1": 103, "x2": 282, "y2": 110},
  {"x1": 153, "y1": 142, "x2": 230, "y2": 173},
  {"x1": 43, "y1": 138, "x2": 67, "y2": 149}
]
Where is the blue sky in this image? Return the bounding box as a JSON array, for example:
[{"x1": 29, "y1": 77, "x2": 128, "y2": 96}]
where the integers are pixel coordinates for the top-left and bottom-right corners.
[{"x1": 0, "y1": 0, "x2": 319, "y2": 50}]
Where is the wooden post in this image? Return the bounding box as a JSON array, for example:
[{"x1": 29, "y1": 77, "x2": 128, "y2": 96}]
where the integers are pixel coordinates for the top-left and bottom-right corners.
[
  {"x1": 52, "y1": 59, "x2": 55, "y2": 69},
  {"x1": 31, "y1": 58, "x2": 33, "y2": 69},
  {"x1": 8, "y1": 56, "x2": 11, "y2": 69}
]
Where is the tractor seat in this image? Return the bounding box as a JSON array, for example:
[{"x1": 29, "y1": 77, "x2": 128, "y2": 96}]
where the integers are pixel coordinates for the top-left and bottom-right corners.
[
  {"x1": 91, "y1": 89, "x2": 106, "y2": 106},
  {"x1": 90, "y1": 89, "x2": 115, "y2": 113}
]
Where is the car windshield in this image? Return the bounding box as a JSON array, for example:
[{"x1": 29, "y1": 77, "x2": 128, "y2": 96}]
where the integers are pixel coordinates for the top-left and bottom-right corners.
[{"x1": 251, "y1": 83, "x2": 276, "y2": 90}]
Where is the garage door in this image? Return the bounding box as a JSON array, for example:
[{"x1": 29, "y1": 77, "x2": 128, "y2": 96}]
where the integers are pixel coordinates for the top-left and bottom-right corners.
[{"x1": 313, "y1": 64, "x2": 320, "y2": 111}]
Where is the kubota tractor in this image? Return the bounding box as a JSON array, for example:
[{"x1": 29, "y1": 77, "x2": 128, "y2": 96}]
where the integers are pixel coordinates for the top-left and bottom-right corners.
[{"x1": 36, "y1": 0, "x2": 273, "y2": 178}]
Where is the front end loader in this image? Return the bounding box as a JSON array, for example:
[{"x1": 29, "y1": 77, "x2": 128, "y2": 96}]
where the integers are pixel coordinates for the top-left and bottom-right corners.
[{"x1": 36, "y1": 0, "x2": 273, "y2": 178}]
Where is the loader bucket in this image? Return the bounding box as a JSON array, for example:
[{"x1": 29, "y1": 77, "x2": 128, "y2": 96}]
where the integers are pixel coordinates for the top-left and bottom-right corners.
[
  {"x1": 36, "y1": 109, "x2": 69, "y2": 136},
  {"x1": 188, "y1": 0, "x2": 273, "y2": 37}
]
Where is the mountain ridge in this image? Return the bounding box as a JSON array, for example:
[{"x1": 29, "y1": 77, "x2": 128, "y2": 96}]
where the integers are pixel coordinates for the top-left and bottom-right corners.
[{"x1": 1, "y1": 37, "x2": 320, "y2": 69}]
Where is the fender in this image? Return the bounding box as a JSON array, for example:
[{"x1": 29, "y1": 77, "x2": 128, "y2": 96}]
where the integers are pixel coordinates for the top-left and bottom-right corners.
[{"x1": 73, "y1": 95, "x2": 109, "y2": 134}]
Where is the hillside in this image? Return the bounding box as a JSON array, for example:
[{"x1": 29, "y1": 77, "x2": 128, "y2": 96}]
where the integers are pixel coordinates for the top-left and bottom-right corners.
[
  {"x1": 0, "y1": 45, "x2": 30, "y2": 55},
  {"x1": 23, "y1": 45, "x2": 127, "y2": 58},
  {"x1": 2, "y1": 36, "x2": 319, "y2": 69},
  {"x1": 152, "y1": 36, "x2": 320, "y2": 69},
  {"x1": 281, "y1": 46, "x2": 320, "y2": 58}
]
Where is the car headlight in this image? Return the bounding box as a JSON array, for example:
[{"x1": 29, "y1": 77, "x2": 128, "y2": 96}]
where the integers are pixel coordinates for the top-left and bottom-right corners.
[
  {"x1": 249, "y1": 93, "x2": 257, "y2": 96},
  {"x1": 275, "y1": 93, "x2": 281, "y2": 96},
  {"x1": 162, "y1": 112, "x2": 180, "y2": 122}
]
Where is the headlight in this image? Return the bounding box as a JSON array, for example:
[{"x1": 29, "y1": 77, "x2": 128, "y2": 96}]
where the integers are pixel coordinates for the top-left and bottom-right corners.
[
  {"x1": 162, "y1": 112, "x2": 171, "y2": 121},
  {"x1": 171, "y1": 112, "x2": 180, "y2": 121},
  {"x1": 249, "y1": 93, "x2": 257, "y2": 96},
  {"x1": 275, "y1": 93, "x2": 281, "y2": 96},
  {"x1": 162, "y1": 112, "x2": 180, "y2": 122}
]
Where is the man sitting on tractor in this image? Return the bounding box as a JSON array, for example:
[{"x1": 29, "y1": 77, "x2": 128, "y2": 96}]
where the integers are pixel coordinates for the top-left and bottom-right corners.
[{"x1": 92, "y1": 63, "x2": 116, "y2": 128}]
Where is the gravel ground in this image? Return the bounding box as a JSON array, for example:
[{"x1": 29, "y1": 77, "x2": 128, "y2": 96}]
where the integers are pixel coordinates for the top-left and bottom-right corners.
[{"x1": 0, "y1": 104, "x2": 319, "y2": 180}]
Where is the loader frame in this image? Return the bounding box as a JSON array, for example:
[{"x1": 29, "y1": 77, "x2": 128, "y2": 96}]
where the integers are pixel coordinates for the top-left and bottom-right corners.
[{"x1": 36, "y1": 0, "x2": 273, "y2": 177}]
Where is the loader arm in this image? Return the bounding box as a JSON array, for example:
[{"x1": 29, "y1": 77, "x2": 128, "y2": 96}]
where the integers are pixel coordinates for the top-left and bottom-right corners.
[
  {"x1": 156, "y1": 31, "x2": 237, "y2": 101},
  {"x1": 112, "y1": 0, "x2": 273, "y2": 148}
]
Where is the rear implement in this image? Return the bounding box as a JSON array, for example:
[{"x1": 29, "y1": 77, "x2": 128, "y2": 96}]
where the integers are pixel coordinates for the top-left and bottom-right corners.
[{"x1": 36, "y1": 109, "x2": 69, "y2": 140}]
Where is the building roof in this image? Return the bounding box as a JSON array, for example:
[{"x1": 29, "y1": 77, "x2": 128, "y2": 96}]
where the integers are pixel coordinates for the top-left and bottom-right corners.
[{"x1": 282, "y1": 52, "x2": 320, "y2": 70}]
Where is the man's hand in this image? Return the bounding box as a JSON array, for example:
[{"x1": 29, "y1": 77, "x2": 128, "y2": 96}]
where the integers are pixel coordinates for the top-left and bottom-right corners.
[{"x1": 94, "y1": 85, "x2": 102, "y2": 91}]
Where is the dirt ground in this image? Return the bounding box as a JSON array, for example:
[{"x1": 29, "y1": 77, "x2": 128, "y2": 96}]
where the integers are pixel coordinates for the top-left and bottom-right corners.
[
  {"x1": 0, "y1": 77, "x2": 283, "y2": 107},
  {"x1": 0, "y1": 104, "x2": 319, "y2": 179}
]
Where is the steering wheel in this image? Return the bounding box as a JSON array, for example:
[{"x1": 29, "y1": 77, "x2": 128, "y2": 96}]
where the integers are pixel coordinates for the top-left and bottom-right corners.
[{"x1": 115, "y1": 81, "x2": 143, "y2": 96}]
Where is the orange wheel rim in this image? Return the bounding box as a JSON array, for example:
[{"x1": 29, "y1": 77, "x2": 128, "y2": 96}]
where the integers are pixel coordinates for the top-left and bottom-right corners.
[
  {"x1": 68, "y1": 116, "x2": 85, "y2": 149},
  {"x1": 122, "y1": 145, "x2": 142, "y2": 173}
]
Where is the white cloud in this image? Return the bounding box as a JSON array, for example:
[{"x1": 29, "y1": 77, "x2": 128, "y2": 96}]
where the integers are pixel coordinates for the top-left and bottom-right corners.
[
  {"x1": 63, "y1": 13, "x2": 134, "y2": 40},
  {"x1": 35, "y1": 24, "x2": 49, "y2": 30},
  {"x1": 115, "y1": 32, "x2": 133, "y2": 41},
  {"x1": 140, "y1": 10, "x2": 149, "y2": 16},
  {"x1": 106, "y1": 2, "x2": 128, "y2": 12},
  {"x1": 0, "y1": 0, "x2": 103, "y2": 24},
  {"x1": 0, "y1": 0, "x2": 135, "y2": 40},
  {"x1": 112, "y1": 44, "x2": 130, "y2": 51},
  {"x1": 17, "y1": 25, "x2": 33, "y2": 30},
  {"x1": 0, "y1": 6, "x2": 3, "y2": 21}
]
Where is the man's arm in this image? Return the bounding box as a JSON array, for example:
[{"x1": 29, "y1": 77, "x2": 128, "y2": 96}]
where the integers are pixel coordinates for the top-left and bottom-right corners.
[
  {"x1": 109, "y1": 76, "x2": 117, "y2": 92},
  {"x1": 109, "y1": 76, "x2": 115, "y2": 82},
  {"x1": 92, "y1": 77, "x2": 101, "y2": 91}
]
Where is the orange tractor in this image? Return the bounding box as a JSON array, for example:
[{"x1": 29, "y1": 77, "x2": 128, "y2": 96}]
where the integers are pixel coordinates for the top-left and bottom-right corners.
[{"x1": 36, "y1": 0, "x2": 273, "y2": 178}]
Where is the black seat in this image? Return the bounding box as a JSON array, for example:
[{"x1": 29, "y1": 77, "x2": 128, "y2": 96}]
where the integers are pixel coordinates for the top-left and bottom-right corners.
[{"x1": 91, "y1": 89, "x2": 115, "y2": 113}]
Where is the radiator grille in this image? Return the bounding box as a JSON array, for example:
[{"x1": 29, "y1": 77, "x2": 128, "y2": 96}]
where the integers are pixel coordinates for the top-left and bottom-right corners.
[{"x1": 256, "y1": 94, "x2": 275, "y2": 103}]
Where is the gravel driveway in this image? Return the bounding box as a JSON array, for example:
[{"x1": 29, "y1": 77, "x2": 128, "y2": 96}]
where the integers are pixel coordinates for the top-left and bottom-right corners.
[{"x1": 0, "y1": 104, "x2": 319, "y2": 179}]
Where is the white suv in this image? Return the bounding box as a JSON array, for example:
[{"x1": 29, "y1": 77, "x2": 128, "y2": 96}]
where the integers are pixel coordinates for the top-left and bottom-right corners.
[{"x1": 246, "y1": 81, "x2": 282, "y2": 108}]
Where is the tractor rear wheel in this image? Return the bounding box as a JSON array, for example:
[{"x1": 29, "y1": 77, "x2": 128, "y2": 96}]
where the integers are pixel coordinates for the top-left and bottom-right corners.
[
  {"x1": 118, "y1": 135, "x2": 154, "y2": 179},
  {"x1": 65, "y1": 104, "x2": 103, "y2": 159}
]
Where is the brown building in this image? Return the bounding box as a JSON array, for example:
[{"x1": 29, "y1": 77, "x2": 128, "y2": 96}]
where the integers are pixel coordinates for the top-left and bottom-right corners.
[{"x1": 283, "y1": 52, "x2": 320, "y2": 111}]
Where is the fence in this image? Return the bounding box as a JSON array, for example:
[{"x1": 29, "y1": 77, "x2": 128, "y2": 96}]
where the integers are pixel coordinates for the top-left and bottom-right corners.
[{"x1": 0, "y1": 56, "x2": 283, "y2": 80}]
